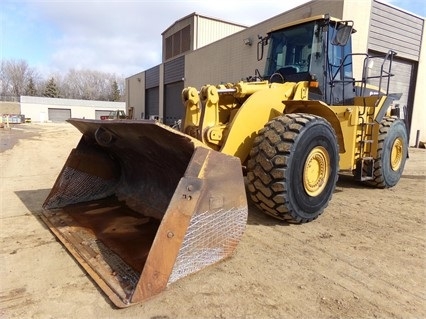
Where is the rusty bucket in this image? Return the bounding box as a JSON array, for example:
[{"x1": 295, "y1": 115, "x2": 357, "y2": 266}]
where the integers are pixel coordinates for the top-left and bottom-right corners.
[{"x1": 42, "y1": 119, "x2": 248, "y2": 307}]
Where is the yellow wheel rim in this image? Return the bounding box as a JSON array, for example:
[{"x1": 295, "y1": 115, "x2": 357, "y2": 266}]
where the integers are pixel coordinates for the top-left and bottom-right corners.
[
  {"x1": 303, "y1": 146, "x2": 330, "y2": 197},
  {"x1": 390, "y1": 137, "x2": 403, "y2": 171}
]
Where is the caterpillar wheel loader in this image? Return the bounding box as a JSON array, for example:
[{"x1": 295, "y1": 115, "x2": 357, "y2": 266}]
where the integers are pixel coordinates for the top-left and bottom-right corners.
[{"x1": 42, "y1": 14, "x2": 408, "y2": 307}]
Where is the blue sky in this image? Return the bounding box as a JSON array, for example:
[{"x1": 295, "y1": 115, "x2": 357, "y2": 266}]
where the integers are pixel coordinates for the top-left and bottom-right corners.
[{"x1": 1, "y1": 0, "x2": 424, "y2": 78}]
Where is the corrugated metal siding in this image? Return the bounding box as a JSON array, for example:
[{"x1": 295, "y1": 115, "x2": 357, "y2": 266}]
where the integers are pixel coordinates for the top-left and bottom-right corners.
[
  {"x1": 165, "y1": 25, "x2": 191, "y2": 60},
  {"x1": 145, "y1": 87, "x2": 159, "y2": 119},
  {"x1": 388, "y1": 59, "x2": 414, "y2": 111},
  {"x1": 197, "y1": 16, "x2": 246, "y2": 49},
  {"x1": 368, "y1": 51, "x2": 414, "y2": 115},
  {"x1": 164, "y1": 56, "x2": 185, "y2": 84},
  {"x1": 164, "y1": 82, "x2": 184, "y2": 126},
  {"x1": 369, "y1": 0, "x2": 423, "y2": 61},
  {"x1": 145, "y1": 66, "x2": 160, "y2": 89}
]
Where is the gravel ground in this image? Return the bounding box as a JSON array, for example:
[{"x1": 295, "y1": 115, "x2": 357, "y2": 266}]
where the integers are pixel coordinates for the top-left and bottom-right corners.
[{"x1": 1, "y1": 122, "x2": 425, "y2": 319}]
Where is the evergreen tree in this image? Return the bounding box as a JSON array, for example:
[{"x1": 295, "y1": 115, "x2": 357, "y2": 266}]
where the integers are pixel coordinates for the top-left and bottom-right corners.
[
  {"x1": 43, "y1": 77, "x2": 60, "y2": 98},
  {"x1": 110, "y1": 80, "x2": 121, "y2": 101},
  {"x1": 25, "y1": 77, "x2": 37, "y2": 96}
]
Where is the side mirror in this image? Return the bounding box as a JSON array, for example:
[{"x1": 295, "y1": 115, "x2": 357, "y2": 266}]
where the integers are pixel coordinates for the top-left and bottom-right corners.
[{"x1": 331, "y1": 22, "x2": 353, "y2": 46}]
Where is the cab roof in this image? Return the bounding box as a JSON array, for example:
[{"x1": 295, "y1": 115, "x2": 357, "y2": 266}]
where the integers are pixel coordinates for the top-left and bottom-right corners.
[{"x1": 268, "y1": 14, "x2": 357, "y2": 34}]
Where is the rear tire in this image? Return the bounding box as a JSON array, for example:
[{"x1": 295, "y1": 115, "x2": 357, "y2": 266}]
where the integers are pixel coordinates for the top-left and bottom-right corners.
[
  {"x1": 365, "y1": 117, "x2": 408, "y2": 188},
  {"x1": 247, "y1": 113, "x2": 339, "y2": 223}
]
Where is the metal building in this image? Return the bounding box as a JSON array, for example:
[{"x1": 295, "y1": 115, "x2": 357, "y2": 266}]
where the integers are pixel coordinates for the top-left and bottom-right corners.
[
  {"x1": 127, "y1": 12, "x2": 247, "y2": 124},
  {"x1": 126, "y1": 0, "x2": 425, "y2": 146},
  {"x1": 20, "y1": 96, "x2": 125, "y2": 122}
]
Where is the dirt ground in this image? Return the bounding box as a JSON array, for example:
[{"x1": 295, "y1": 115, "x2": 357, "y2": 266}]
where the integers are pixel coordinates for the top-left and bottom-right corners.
[{"x1": 1, "y1": 122, "x2": 425, "y2": 319}]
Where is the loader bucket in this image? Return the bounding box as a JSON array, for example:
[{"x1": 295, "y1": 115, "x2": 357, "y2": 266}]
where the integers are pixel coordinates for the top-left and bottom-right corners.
[{"x1": 41, "y1": 119, "x2": 248, "y2": 308}]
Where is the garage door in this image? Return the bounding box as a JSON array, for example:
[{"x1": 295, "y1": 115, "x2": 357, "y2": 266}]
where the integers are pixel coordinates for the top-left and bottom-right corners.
[
  {"x1": 164, "y1": 81, "x2": 184, "y2": 126},
  {"x1": 367, "y1": 52, "x2": 414, "y2": 119},
  {"x1": 146, "y1": 87, "x2": 159, "y2": 119},
  {"x1": 48, "y1": 108, "x2": 71, "y2": 122}
]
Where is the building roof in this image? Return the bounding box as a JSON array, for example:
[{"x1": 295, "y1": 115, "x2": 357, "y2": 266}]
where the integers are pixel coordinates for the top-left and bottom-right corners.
[
  {"x1": 20, "y1": 96, "x2": 125, "y2": 108},
  {"x1": 161, "y1": 12, "x2": 248, "y2": 35}
]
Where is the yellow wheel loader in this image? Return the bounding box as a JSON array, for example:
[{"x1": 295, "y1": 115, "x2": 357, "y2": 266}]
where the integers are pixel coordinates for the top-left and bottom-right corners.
[{"x1": 42, "y1": 14, "x2": 408, "y2": 307}]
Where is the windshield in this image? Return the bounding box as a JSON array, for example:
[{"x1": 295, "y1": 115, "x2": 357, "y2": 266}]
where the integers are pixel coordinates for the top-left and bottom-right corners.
[{"x1": 265, "y1": 21, "x2": 318, "y2": 78}]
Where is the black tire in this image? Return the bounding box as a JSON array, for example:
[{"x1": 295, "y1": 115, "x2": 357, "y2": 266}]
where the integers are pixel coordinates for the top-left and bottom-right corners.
[
  {"x1": 365, "y1": 116, "x2": 408, "y2": 188},
  {"x1": 247, "y1": 113, "x2": 339, "y2": 223}
]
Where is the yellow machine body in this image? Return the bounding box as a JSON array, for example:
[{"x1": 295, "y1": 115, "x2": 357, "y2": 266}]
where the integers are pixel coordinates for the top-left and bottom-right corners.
[{"x1": 182, "y1": 81, "x2": 391, "y2": 172}]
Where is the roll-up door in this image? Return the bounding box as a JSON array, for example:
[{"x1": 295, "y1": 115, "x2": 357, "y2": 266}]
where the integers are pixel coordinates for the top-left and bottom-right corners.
[
  {"x1": 164, "y1": 56, "x2": 185, "y2": 125},
  {"x1": 164, "y1": 82, "x2": 184, "y2": 126},
  {"x1": 145, "y1": 87, "x2": 159, "y2": 119},
  {"x1": 48, "y1": 108, "x2": 71, "y2": 122},
  {"x1": 367, "y1": 52, "x2": 414, "y2": 119}
]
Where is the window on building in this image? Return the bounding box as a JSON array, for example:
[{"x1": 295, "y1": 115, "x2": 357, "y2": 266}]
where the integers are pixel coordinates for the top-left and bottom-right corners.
[
  {"x1": 181, "y1": 25, "x2": 190, "y2": 52},
  {"x1": 172, "y1": 32, "x2": 181, "y2": 56},
  {"x1": 165, "y1": 36, "x2": 173, "y2": 60},
  {"x1": 165, "y1": 25, "x2": 191, "y2": 60}
]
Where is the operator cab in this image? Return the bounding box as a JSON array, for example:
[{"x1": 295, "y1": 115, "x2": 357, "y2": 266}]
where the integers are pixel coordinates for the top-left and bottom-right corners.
[{"x1": 260, "y1": 15, "x2": 355, "y2": 105}]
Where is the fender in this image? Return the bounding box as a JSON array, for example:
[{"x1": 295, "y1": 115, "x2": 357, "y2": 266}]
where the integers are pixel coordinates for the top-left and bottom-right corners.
[{"x1": 283, "y1": 100, "x2": 346, "y2": 153}]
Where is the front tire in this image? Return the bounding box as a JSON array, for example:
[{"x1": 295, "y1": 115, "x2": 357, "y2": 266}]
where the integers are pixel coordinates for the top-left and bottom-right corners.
[
  {"x1": 247, "y1": 113, "x2": 339, "y2": 223},
  {"x1": 365, "y1": 117, "x2": 408, "y2": 188}
]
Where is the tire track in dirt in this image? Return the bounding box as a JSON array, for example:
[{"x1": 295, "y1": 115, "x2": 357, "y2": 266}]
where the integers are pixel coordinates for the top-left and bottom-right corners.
[{"x1": 248, "y1": 207, "x2": 424, "y2": 316}]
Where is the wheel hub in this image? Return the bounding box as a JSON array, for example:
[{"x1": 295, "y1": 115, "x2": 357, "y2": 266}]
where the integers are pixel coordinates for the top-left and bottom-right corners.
[
  {"x1": 390, "y1": 137, "x2": 403, "y2": 171},
  {"x1": 303, "y1": 146, "x2": 330, "y2": 197}
]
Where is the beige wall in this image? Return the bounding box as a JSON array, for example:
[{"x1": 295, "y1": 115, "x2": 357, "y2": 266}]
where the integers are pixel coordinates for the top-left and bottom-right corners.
[
  {"x1": 196, "y1": 15, "x2": 246, "y2": 49},
  {"x1": 20, "y1": 96, "x2": 125, "y2": 122},
  {"x1": 410, "y1": 27, "x2": 426, "y2": 146},
  {"x1": 184, "y1": 0, "x2": 345, "y2": 88},
  {"x1": 126, "y1": 71, "x2": 145, "y2": 119},
  {"x1": 342, "y1": 0, "x2": 372, "y2": 80}
]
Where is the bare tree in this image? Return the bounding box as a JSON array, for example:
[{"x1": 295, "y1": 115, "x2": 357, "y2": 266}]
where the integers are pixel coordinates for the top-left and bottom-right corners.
[
  {"x1": 0, "y1": 59, "x2": 38, "y2": 100},
  {"x1": 62, "y1": 69, "x2": 124, "y2": 101},
  {"x1": 0, "y1": 59, "x2": 125, "y2": 101},
  {"x1": 0, "y1": 61, "x2": 11, "y2": 99}
]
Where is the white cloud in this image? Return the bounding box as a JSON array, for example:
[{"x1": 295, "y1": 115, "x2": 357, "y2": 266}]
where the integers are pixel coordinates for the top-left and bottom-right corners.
[
  {"x1": 23, "y1": 0, "x2": 311, "y2": 77},
  {"x1": 4, "y1": 0, "x2": 425, "y2": 81},
  {"x1": 16, "y1": 0, "x2": 423, "y2": 78}
]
